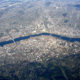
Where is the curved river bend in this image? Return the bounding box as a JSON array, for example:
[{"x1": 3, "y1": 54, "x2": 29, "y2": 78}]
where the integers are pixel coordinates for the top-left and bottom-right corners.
[{"x1": 0, "y1": 32, "x2": 80, "y2": 47}]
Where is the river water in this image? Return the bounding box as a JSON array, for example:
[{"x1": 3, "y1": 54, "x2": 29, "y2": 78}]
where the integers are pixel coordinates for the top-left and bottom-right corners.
[{"x1": 0, "y1": 33, "x2": 80, "y2": 47}]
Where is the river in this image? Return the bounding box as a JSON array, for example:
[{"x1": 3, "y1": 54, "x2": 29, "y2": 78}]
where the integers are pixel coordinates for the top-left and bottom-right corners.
[{"x1": 0, "y1": 32, "x2": 80, "y2": 47}]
